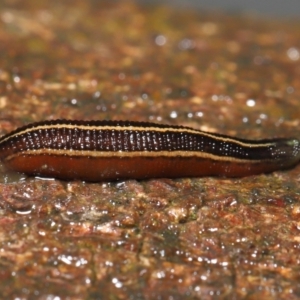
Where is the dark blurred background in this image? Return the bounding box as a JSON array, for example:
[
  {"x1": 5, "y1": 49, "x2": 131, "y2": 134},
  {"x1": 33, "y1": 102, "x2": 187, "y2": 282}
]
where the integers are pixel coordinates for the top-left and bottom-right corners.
[{"x1": 140, "y1": 0, "x2": 300, "y2": 17}]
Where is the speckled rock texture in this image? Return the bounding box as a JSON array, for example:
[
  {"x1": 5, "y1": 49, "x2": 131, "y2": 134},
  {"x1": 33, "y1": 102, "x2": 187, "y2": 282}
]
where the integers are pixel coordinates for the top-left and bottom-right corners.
[{"x1": 0, "y1": 1, "x2": 300, "y2": 299}]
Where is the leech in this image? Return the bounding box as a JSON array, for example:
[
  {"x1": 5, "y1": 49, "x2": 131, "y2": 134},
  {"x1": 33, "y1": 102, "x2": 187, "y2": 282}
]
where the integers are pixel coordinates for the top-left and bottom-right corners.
[{"x1": 0, "y1": 120, "x2": 299, "y2": 181}]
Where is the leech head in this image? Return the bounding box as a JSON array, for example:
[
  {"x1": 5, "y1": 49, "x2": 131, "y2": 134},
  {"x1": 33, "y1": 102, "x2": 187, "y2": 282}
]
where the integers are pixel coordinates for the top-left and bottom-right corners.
[{"x1": 290, "y1": 139, "x2": 300, "y2": 159}]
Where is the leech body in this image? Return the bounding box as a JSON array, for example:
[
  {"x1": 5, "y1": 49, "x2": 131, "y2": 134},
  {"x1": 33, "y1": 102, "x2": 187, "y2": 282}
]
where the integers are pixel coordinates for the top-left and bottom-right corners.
[{"x1": 0, "y1": 119, "x2": 299, "y2": 181}]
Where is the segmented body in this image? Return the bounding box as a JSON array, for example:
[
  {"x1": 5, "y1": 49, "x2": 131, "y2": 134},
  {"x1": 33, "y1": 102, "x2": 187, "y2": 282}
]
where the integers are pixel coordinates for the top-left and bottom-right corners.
[{"x1": 0, "y1": 120, "x2": 299, "y2": 181}]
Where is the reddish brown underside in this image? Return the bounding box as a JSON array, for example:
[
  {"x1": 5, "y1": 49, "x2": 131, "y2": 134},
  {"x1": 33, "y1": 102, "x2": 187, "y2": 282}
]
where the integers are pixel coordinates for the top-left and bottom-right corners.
[{"x1": 4, "y1": 154, "x2": 287, "y2": 181}]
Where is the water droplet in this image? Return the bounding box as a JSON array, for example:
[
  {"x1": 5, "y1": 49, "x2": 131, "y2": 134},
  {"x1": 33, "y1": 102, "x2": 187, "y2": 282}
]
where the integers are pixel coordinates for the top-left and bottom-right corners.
[
  {"x1": 246, "y1": 99, "x2": 256, "y2": 107},
  {"x1": 287, "y1": 47, "x2": 300, "y2": 61},
  {"x1": 155, "y1": 35, "x2": 167, "y2": 46},
  {"x1": 170, "y1": 111, "x2": 178, "y2": 119}
]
